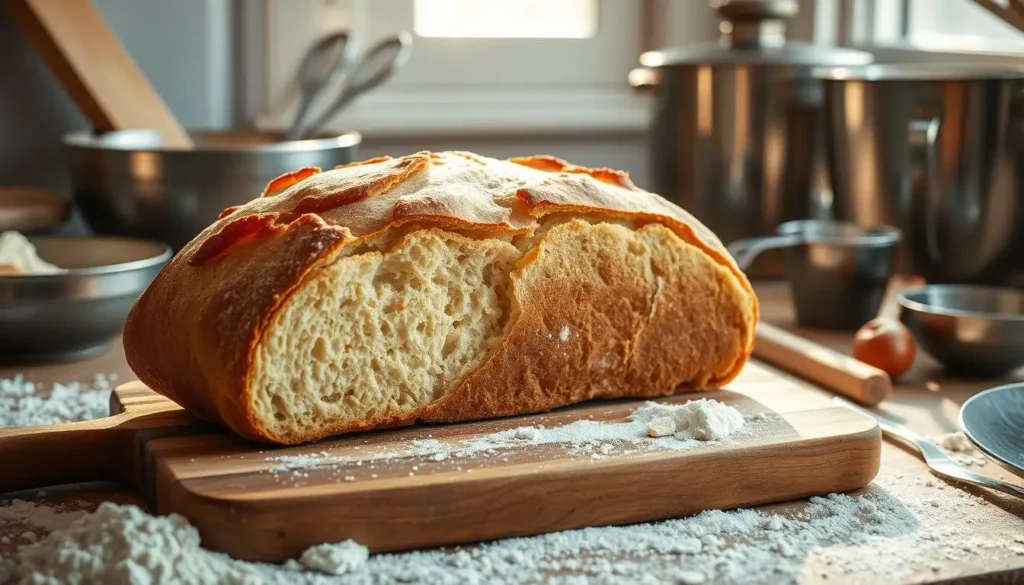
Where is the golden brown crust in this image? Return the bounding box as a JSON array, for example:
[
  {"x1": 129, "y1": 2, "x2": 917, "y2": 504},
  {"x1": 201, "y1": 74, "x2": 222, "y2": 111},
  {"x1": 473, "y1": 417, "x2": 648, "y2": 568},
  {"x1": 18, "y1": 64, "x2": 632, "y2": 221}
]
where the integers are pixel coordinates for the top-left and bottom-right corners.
[{"x1": 124, "y1": 151, "x2": 757, "y2": 444}]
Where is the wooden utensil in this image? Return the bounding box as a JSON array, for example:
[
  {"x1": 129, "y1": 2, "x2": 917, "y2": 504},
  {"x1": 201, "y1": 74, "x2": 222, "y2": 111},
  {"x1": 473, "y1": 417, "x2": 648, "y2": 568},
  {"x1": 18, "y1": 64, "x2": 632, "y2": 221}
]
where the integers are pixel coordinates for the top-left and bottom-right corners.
[
  {"x1": 0, "y1": 187, "x2": 70, "y2": 232},
  {"x1": 0, "y1": 363, "x2": 880, "y2": 561},
  {"x1": 970, "y1": 0, "x2": 1024, "y2": 33},
  {"x1": 755, "y1": 322, "x2": 892, "y2": 406},
  {"x1": 852, "y1": 275, "x2": 925, "y2": 380},
  {"x1": 6, "y1": 0, "x2": 194, "y2": 149}
]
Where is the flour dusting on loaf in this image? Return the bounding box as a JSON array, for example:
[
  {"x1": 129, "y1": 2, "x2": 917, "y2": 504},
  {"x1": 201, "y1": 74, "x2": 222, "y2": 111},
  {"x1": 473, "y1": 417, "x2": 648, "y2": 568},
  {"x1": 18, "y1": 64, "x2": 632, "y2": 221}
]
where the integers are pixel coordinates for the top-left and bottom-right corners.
[{"x1": 125, "y1": 152, "x2": 758, "y2": 444}]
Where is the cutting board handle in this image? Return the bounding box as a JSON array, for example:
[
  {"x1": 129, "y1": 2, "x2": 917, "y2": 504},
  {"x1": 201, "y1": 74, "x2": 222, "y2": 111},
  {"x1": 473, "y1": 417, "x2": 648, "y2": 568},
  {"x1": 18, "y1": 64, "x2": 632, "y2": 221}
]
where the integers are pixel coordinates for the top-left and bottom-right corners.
[
  {"x1": 0, "y1": 382, "x2": 197, "y2": 494},
  {"x1": 0, "y1": 416, "x2": 134, "y2": 494}
]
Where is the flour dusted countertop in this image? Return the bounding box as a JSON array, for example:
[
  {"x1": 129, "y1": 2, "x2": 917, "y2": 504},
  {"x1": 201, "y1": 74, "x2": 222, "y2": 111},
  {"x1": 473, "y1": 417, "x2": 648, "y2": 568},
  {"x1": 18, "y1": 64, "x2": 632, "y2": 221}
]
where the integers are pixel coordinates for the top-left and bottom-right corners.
[{"x1": 1, "y1": 283, "x2": 1023, "y2": 584}]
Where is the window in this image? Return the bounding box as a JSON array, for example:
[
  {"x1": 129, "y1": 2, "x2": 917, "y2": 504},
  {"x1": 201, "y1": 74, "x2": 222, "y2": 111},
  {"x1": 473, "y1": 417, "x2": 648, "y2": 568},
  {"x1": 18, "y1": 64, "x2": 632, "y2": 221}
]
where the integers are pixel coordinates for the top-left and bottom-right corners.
[
  {"x1": 842, "y1": 0, "x2": 1024, "y2": 53},
  {"x1": 905, "y1": 0, "x2": 1024, "y2": 51},
  {"x1": 413, "y1": 0, "x2": 598, "y2": 39},
  {"x1": 258, "y1": 0, "x2": 653, "y2": 136}
]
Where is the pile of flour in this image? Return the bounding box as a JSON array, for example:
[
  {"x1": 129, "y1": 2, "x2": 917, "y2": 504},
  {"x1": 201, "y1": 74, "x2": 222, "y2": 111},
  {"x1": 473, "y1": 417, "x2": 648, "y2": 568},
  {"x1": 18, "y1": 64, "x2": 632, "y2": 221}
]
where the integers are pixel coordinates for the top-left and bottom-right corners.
[
  {"x1": 7, "y1": 475, "x2": 1022, "y2": 585},
  {"x1": 0, "y1": 373, "x2": 116, "y2": 428},
  {"x1": 1, "y1": 501, "x2": 368, "y2": 584},
  {"x1": 268, "y1": 399, "x2": 753, "y2": 474},
  {"x1": 0, "y1": 231, "x2": 65, "y2": 275},
  {"x1": 935, "y1": 431, "x2": 989, "y2": 467},
  {"x1": 629, "y1": 398, "x2": 746, "y2": 440}
]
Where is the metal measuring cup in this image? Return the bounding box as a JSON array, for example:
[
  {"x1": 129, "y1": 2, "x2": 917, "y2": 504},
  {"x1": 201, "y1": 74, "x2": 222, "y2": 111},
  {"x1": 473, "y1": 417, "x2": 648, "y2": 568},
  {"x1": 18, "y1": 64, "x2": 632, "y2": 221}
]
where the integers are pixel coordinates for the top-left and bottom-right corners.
[{"x1": 729, "y1": 220, "x2": 902, "y2": 331}]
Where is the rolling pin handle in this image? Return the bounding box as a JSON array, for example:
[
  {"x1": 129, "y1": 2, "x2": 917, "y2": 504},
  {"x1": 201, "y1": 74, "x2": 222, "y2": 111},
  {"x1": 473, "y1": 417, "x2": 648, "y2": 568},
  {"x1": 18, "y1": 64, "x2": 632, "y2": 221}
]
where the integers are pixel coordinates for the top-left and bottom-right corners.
[{"x1": 754, "y1": 322, "x2": 893, "y2": 406}]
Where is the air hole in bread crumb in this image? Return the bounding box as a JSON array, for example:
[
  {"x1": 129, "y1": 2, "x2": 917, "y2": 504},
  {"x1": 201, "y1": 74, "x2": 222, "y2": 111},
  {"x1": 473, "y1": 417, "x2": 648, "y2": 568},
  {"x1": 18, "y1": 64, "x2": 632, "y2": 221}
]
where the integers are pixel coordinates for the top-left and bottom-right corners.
[
  {"x1": 312, "y1": 337, "x2": 330, "y2": 361},
  {"x1": 322, "y1": 392, "x2": 342, "y2": 404}
]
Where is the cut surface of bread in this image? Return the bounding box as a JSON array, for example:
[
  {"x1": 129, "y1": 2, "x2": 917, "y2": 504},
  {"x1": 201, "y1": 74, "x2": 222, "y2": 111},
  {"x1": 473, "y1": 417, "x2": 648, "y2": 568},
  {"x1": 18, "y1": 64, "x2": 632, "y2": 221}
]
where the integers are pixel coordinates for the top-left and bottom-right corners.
[{"x1": 124, "y1": 152, "x2": 758, "y2": 444}]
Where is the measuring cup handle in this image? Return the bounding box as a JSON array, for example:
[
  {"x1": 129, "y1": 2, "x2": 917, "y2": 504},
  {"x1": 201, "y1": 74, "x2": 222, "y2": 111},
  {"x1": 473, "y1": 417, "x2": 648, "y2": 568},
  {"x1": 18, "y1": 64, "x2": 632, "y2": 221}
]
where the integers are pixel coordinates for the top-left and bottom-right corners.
[
  {"x1": 908, "y1": 117, "x2": 942, "y2": 263},
  {"x1": 727, "y1": 234, "x2": 801, "y2": 272}
]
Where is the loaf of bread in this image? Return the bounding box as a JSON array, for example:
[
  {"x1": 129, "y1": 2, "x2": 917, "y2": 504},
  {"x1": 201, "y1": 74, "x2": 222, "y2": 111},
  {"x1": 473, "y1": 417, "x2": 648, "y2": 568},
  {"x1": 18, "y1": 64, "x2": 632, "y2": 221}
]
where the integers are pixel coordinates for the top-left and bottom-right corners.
[{"x1": 124, "y1": 152, "x2": 758, "y2": 445}]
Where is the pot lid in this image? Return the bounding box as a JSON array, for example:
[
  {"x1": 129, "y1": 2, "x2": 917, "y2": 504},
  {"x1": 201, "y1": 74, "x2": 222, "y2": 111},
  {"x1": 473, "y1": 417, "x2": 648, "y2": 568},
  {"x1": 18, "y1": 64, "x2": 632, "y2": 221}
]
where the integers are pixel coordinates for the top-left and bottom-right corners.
[{"x1": 640, "y1": 0, "x2": 874, "y2": 68}]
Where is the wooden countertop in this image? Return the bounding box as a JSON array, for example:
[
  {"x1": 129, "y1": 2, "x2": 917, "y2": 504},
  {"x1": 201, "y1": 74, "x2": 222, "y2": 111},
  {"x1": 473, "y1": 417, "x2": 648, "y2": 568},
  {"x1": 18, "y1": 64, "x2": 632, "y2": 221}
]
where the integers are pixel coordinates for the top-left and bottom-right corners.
[{"x1": 2, "y1": 281, "x2": 1023, "y2": 583}]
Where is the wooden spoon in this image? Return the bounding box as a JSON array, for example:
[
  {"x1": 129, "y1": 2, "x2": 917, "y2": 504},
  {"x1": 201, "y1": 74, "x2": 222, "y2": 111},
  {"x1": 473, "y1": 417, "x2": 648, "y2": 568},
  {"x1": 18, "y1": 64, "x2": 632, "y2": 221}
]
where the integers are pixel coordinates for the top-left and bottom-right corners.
[
  {"x1": 6, "y1": 0, "x2": 194, "y2": 149},
  {"x1": 851, "y1": 275, "x2": 925, "y2": 380}
]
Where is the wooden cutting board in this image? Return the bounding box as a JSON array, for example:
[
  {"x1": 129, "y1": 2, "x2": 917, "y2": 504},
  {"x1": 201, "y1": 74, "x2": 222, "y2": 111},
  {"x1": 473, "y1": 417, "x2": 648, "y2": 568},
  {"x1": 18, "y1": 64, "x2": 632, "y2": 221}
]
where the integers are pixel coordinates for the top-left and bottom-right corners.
[{"x1": 0, "y1": 362, "x2": 880, "y2": 563}]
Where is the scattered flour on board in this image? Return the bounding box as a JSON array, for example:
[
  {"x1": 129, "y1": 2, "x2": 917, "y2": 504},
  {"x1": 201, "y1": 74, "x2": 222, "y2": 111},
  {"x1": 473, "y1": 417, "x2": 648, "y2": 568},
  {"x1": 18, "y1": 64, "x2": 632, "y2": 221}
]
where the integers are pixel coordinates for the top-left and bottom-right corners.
[
  {"x1": 0, "y1": 373, "x2": 117, "y2": 428},
  {"x1": 265, "y1": 399, "x2": 753, "y2": 474},
  {"x1": 5, "y1": 477, "x2": 1023, "y2": 585},
  {"x1": 4, "y1": 377, "x2": 1020, "y2": 583}
]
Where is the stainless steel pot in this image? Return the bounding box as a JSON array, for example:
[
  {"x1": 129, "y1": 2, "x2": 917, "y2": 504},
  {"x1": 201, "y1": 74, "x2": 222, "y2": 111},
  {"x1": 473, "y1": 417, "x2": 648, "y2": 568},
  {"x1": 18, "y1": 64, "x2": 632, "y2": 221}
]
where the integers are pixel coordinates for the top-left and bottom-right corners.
[
  {"x1": 64, "y1": 129, "x2": 361, "y2": 251},
  {"x1": 819, "y1": 64, "x2": 1024, "y2": 284},
  {"x1": 631, "y1": 0, "x2": 872, "y2": 278}
]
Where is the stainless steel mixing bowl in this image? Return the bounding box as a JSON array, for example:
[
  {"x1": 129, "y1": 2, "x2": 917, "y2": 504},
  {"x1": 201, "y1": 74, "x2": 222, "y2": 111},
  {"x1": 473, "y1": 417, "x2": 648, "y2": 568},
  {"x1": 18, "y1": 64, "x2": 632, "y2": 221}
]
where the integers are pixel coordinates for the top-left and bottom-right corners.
[
  {"x1": 898, "y1": 285, "x2": 1024, "y2": 377},
  {"x1": 633, "y1": 0, "x2": 872, "y2": 279},
  {"x1": 0, "y1": 236, "x2": 171, "y2": 363},
  {"x1": 819, "y1": 64, "x2": 1024, "y2": 284},
  {"x1": 64, "y1": 129, "x2": 362, "y2": 250}
]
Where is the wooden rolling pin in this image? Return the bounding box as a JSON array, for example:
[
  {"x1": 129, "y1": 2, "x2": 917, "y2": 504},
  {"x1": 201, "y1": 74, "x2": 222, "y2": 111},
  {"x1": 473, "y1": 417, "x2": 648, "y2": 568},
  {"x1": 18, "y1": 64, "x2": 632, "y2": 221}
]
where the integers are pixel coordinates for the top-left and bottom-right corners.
[
  {"x1": 755, "y1": 322, "x2": 892, "y2": 406},
  {"x1": 7, "y1": 0, "x2": 194, "y2": 148}
]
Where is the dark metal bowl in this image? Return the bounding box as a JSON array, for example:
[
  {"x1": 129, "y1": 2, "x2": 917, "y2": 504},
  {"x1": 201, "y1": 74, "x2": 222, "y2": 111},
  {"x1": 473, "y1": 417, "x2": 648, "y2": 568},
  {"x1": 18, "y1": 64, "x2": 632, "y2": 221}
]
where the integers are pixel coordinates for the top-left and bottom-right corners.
[
  {"x1": 64, "y1": 129, "x2": 361, "y2": 251},
  {"x1": 960, "y1": 383, "x2": 1024, "y2": 478},
  {"x1": 898, "y1": 285, "x2": 1024, "y2": 377},
  {"x1": 0, "y1": 236, "x2": 171, "y2": 363}
]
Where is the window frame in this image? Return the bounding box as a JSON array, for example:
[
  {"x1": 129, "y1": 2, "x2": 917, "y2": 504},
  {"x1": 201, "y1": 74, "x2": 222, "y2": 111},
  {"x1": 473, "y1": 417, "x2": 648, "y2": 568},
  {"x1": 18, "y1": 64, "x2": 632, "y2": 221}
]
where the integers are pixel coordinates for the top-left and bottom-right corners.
[
  {"x1": 254, "y1": 0, "x2": 655, "y2": 137},
  {"x1": 840, "y1": 0, "x2": 1024, "y2": 59}
]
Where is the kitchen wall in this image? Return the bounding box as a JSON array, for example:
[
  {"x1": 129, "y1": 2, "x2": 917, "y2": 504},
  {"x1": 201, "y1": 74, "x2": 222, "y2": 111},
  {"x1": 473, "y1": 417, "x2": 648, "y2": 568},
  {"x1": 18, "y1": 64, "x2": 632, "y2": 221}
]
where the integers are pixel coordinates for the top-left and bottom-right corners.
[
  {"x1": 0, "y1": 0, "x2": 651, "y2": 229},
  {"x1": 0, "y1": 0, "x2": 232, "y2": 190},
  {"x1": 7, "y1": 0, "x2": 1022, "y2": 236}
]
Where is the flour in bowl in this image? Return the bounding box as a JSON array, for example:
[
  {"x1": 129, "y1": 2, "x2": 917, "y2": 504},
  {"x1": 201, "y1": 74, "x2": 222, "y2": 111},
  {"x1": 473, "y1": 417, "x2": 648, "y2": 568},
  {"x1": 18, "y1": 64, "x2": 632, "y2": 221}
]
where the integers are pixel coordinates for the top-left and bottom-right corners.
[{"x1": 0, "y1": 231, "x2": 64, "y2": 275}]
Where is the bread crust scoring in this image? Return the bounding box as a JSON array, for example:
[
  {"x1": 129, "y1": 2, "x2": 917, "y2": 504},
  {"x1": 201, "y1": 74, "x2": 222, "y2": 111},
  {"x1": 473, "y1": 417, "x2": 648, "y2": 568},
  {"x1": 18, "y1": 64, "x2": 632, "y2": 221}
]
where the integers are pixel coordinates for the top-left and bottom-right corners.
[{"x1": 125, "y1": 151, "x2": 758, "y2": 444}]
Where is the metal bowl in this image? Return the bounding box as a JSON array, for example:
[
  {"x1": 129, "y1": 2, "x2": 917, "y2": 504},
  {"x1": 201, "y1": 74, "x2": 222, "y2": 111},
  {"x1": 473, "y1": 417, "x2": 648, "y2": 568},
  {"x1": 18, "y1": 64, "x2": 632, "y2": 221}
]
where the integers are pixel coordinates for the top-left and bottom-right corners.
[
  {"x1": 898, "y1": 285, "x2": 1024, "y2": 377},
  {"x1": 819, "y1": 64, "x2": 1024, "y2": 284},
  {"x1": 0, "y1": 236, "x2": 171, "y2": 364},
  {"x1": 64, "y1": 129, "x2": 362, "y2": 251},
  {"x1": 960, "y1": 383, "x2": 1024, "y2": 478}
]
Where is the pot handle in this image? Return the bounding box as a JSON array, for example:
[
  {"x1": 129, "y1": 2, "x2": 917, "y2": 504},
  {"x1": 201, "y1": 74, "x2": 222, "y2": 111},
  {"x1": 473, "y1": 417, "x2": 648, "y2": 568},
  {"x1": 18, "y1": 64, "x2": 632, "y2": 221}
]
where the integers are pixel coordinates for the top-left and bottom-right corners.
[
  {"x1": 727, "y1": 234, "x2": 801, "y2": 272},
  {"x1": 907, "y1": 117, "x2": 943, "y2": 262},
  {"x1": 628, "y1": 67, "x2": 659, "y2": 91}
]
